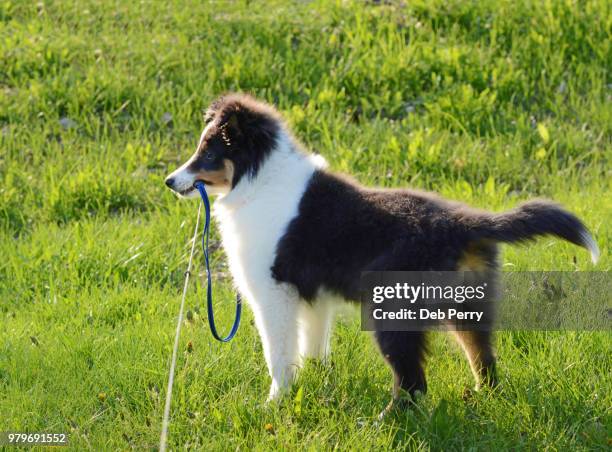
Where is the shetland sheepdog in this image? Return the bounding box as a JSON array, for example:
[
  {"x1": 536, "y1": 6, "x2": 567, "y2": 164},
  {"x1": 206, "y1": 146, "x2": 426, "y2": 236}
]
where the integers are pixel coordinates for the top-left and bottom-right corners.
[{"x1": 165, "y1": 93, "x2": 598, "y2": 413}]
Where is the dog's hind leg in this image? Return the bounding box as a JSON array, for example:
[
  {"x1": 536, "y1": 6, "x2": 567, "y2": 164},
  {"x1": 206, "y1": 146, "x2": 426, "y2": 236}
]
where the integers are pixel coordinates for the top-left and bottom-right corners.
[
  {"x1": 454, "y1": 244, "x2": 498, "y2": 390},
  {"x1": 297, "y1": 300, "x2": 336, "y2": 363},
  {"x1": 249, "y1": 284, "x2": 301, "y2": 401},
  {"x1": 374, "y1": 330, "x2": 427, "y2": 412},
  {"x1": 451, "y1": 330, "x2": 497, "y2": 390}
]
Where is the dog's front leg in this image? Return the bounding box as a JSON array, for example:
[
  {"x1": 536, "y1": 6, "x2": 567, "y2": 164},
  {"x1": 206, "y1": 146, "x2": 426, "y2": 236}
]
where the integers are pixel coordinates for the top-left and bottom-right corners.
[
  {"x1": 249, "y1": 284, "x2": 300, "y2": 402},
  {"x1": 298, "y1": 301, "x2": 335, "y2": 363}
]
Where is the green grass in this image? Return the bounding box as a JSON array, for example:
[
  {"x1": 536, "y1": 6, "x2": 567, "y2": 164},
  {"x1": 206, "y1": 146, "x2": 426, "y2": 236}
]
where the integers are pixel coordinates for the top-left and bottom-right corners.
[{"x1": 1, "y1": 0, "x2": 611, "y2": 449}]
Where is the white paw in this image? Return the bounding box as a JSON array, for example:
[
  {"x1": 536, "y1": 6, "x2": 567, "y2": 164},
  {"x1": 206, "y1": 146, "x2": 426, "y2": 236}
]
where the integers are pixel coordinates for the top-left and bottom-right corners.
[{"x1": 266, "y1": 381, "x2": 284, "y2": 402}]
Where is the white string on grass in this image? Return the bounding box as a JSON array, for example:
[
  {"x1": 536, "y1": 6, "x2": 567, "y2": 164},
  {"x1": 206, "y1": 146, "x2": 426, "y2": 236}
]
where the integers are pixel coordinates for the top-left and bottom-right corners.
[{"x1": 159, "y1": 203, "x2": 202, "y2": 452}]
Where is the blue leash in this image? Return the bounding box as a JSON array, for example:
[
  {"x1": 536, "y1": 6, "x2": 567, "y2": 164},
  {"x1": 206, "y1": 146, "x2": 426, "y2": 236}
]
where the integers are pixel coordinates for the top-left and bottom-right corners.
[{"x1": 194, "y1": 181, "x2": 241, "y2": 342}]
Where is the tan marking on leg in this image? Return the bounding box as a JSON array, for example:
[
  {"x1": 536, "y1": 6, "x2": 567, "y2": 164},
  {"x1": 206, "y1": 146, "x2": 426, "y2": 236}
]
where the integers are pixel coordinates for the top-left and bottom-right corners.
[
  {"x1": 454, "y1": 242, "x2": 497, "y2": 389},
  {"x1": 457, "y1": 249, "x2": 489, "y2": 272},
  {"x1": 452, "y1": 330, "x2": 497, "y2": 389}
]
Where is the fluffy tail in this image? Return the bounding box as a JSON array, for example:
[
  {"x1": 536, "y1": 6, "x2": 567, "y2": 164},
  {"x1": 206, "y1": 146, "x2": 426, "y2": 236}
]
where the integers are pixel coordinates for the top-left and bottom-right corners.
[{"x1": 468, "y1": 200, "x2": 599, "y2": 263}]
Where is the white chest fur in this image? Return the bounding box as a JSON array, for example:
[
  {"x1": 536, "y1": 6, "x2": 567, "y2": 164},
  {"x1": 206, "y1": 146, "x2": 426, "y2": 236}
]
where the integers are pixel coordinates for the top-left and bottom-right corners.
[
  {"x1": 211, "y1": 136, "x2": 331, "y2": 400},
  {"x1": 212, "y1": 137, "x2": 326, "y2": 304}
]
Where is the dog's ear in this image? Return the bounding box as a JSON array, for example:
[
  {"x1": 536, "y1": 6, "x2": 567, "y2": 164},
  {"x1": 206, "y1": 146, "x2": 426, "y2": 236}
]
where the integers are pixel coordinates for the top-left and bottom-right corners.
[
  {"x1": 218, "y1": 111, "x2": 242, "y2": 148},
  {"x1": 219, "y1": 104, "x2": 276, "y2": 151},
  {"x1": 225, "y1": 113, "x2": 242, "y2": 138}
]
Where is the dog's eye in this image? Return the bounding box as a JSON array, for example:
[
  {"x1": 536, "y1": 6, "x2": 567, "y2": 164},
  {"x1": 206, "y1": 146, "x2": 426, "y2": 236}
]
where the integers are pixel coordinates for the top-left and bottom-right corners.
[{"x1": 204, "y1": 152, "x2": 215, "y2": 161}]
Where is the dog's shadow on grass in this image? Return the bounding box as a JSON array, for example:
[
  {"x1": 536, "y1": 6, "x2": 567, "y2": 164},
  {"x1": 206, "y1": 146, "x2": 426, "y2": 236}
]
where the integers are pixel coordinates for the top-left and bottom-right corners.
[{"x1": 379, "y1": 387, "x2": 524, "y2": 450}]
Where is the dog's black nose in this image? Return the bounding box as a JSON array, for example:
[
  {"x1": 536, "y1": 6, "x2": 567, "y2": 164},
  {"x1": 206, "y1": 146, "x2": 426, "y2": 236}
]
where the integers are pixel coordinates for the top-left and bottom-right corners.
[{"x1": 165, "y1": 177, "x2": 175, "y2": 188}]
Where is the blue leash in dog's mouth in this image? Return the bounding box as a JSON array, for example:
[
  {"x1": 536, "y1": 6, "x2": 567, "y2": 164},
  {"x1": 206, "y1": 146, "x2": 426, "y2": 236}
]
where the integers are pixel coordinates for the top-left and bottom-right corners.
[{"x1": 194, "y1": 181, "x2": 241, "y2": 342}]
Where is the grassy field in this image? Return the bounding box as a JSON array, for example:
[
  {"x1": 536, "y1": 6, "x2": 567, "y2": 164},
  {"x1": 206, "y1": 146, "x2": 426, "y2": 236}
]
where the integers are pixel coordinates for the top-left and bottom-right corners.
[{"x1": 1, "y1": 0, "x2": 611, "y2": 449}]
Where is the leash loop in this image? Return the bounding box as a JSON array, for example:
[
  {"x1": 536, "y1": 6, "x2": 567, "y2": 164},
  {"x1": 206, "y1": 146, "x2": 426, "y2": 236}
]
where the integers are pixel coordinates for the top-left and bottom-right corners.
[{"x1": 194, "y1": 181, "x2": 242, "y2": 342}]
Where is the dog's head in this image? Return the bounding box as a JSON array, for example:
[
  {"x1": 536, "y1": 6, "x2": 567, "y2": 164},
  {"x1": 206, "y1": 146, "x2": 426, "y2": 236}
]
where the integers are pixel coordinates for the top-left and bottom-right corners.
[{"x1": 165, "y1": 93, "x2": 281, "y2": 197}]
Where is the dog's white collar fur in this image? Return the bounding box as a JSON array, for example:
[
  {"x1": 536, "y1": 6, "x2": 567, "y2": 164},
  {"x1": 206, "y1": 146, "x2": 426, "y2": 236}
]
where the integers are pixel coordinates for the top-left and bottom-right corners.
[
  {"x1": 209, "y1": 130, "x2": 329, "y2": 400},
  {"x1": 213, "y1": 131, "x2": 327, "y2": 214}
]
